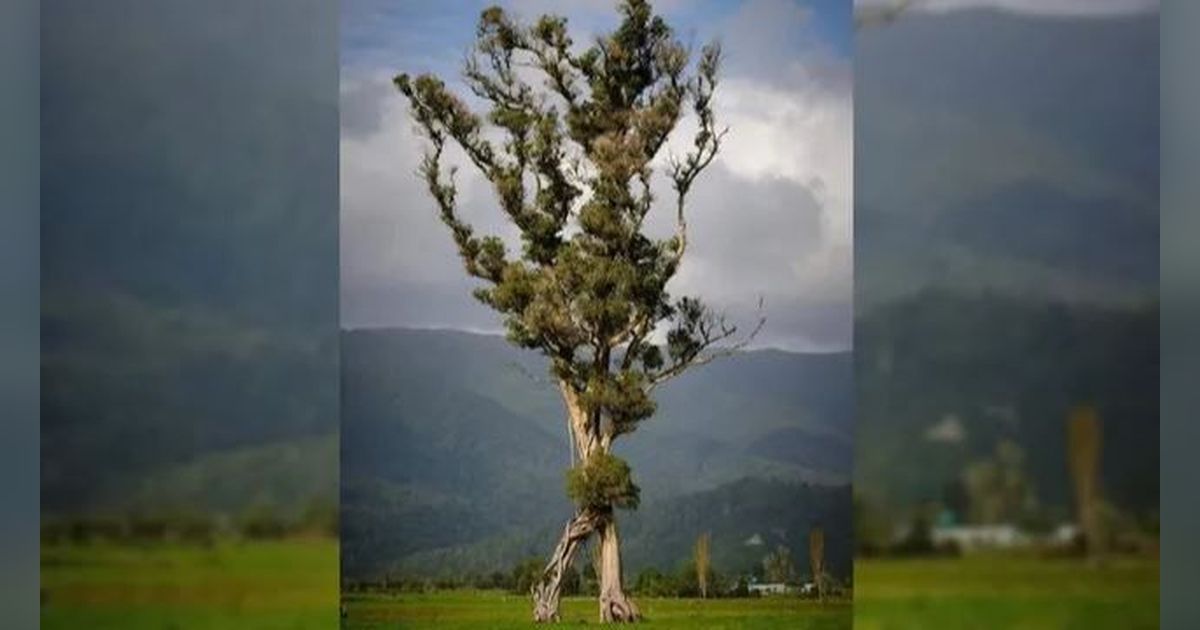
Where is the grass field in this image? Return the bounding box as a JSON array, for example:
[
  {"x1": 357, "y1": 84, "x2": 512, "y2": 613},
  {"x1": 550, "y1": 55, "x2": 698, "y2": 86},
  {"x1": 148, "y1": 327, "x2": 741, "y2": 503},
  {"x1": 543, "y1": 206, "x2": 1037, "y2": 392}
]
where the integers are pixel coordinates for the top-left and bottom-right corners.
[
  {"x1": 342, "y1": 591, "x2": 850, "y2": 629},
  {"x1": 42, "y1": 542, "x2": 1157, "y2": 629},
  {"x1": 41, "y1": 538, "x2": 339, "y2": 629},
  {"x1": 853, "y1": 554, "x2": 1159, "y2": 630}
]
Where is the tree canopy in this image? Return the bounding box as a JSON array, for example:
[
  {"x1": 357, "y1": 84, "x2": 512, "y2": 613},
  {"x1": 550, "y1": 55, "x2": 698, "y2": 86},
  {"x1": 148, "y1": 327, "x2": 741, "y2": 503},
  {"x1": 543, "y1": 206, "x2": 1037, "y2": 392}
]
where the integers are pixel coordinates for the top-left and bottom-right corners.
[{"x1": 395, "y1": 0, "x2": 759, "y2": 463}]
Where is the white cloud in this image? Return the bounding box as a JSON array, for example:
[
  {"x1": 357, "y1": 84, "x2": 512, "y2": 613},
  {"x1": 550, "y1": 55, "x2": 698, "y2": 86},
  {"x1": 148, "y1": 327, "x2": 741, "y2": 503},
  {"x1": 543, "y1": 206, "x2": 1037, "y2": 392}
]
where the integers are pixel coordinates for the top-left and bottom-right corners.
[{"x1": 340, "y1": 1, "x2": 854, "y2": 351}]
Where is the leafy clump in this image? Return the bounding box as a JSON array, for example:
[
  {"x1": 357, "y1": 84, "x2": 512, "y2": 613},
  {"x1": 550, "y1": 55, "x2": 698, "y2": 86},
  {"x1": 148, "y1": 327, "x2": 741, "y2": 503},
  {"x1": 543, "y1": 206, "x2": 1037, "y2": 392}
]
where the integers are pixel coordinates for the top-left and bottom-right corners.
[{"x1": 566, "y1": 453, "x2": 640, "y2": 510}]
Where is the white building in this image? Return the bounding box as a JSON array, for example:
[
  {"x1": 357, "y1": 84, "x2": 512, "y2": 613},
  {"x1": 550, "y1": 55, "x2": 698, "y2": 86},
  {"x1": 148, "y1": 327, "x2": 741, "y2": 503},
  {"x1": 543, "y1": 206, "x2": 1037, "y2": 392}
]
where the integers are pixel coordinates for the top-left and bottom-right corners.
[
  {"x1": 748, "y1": 582, "x2": 793, "y2": 596},
  {"x1": 931, "y1": 524, "x2": 1030, "y2": 551}
]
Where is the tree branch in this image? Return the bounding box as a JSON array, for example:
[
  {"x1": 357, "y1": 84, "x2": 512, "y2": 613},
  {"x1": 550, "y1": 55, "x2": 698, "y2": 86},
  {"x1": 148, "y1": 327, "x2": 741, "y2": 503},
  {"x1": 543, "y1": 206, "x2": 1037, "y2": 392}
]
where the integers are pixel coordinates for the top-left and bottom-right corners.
[{"x1": 647, "y1": 296, "x2": 765, "y2": 390}]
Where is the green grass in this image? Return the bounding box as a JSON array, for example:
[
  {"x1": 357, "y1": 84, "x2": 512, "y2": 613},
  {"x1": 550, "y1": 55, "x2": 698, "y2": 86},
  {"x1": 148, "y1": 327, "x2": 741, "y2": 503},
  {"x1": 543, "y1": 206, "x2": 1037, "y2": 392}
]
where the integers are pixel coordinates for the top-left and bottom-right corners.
[
  {"x1": 41, "y1": 538, "x2": 338, "y2": 629},
  {"x1": 42, "y1": 541, "x2": 1158, "y2": 629},
  {"x1": 343, "y1": 591, "x2": 851, "y2": 629},
  {"x1": 853, "y1": 554, "x2": 1159, "y2": 630}
]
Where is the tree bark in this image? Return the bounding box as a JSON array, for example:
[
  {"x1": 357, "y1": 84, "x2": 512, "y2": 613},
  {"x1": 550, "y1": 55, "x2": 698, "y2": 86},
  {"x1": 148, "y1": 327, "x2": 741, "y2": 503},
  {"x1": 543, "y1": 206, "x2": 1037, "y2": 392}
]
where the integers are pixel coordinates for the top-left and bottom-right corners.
[
  {"x1": 535, "y1": 383, "x2": 641, "y2": 623},
  {"x1": 597, "y1": 516, "x2": 640, "y2": 623},
  {"x1": 532, "y1": 509, "x2": 603, "y2": 623}
]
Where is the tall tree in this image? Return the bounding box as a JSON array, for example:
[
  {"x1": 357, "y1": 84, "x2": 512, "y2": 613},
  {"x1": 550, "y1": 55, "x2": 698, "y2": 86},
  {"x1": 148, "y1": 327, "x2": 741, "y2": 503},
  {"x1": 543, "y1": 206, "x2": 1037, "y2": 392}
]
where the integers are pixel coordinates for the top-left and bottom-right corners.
[
  {"x1": 763, "y1": 545, "x2": 795, "y2": 584},
  {"x1": 694, "y1": 531, "x2": 711, "y2": 599},
  {"x1": 1068, "y1": 405, "x2": 1104, "y2": 557},
  {"x1": 808, "y1": 527, "x2": 825, "y2": 602},
  {"x1": 394, "y1": 0, "x2": 757, "y2": 622}
]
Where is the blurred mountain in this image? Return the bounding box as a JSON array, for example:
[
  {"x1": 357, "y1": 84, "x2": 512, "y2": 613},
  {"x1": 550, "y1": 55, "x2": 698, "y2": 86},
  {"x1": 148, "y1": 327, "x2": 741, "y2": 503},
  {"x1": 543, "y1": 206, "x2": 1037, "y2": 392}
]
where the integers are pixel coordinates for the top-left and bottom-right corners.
[
  {"x1": 854, "y1": 290, "x2": 1158, "y2": 518},
  {"x1": 41, "y1": 290, "x2": 337, "y2": 516},
  {"x1": 856, "y1": 9, "x2": 1158, "y2": 309},
  {"x1": 40, "y1": 0, "x2": 338, "y2": 518}
]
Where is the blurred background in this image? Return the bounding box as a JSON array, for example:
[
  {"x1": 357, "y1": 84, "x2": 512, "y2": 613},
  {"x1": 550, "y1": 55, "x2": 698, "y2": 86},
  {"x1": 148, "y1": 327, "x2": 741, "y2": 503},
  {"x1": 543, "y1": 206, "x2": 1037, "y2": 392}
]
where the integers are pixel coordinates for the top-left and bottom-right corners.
[
  {"x1": 38, "y1": 1, "x2": 339, "y2": 628},
  {"x1": 853, "y1": 1, "x2": 1159, "y2": 628}
]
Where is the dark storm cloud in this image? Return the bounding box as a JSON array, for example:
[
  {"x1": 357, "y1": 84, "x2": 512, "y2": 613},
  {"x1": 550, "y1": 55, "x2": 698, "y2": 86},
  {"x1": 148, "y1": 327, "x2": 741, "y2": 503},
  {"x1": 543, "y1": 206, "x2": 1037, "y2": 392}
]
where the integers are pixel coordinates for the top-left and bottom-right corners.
[
  {"x1": 42, "y1": 0, "x2": 339, "y2": 328},
  {"x1": 856, "y1": 8, "x2": 1158, "y2": 307}
]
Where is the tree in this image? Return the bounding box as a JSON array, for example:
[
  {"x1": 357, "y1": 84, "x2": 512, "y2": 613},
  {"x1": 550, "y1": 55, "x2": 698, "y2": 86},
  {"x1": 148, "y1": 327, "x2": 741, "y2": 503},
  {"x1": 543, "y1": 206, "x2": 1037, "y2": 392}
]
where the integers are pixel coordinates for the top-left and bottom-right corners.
[
  {"x1": 694, "y1": 531, "x2": 711, "y2": 598},
  {"x1": 762, "y1": 545, "x2": 794, "y2": 584},
  {"x1": 808, "y1": 527, "x2": 825, "y2": 602},
  {"x1": 512, "y1": 557, "x2": 547, "y2": 596},
  {"x1": 1068, "y1": 405, "x2": 1104, "y2": 557},
  {"x1": 962, "y1": 439, "x2": 1036, "y2": 525},
  {"x1": 394, "y1": 0, "x2": 758, "y2": 623}
]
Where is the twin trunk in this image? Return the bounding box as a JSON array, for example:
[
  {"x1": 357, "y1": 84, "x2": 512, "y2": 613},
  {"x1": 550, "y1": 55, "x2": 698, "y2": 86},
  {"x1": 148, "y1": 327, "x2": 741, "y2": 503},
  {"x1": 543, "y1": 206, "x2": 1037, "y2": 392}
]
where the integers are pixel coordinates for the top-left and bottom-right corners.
[
  {"x1": 533, "y1": 392, "x2": 640, "y2": 623},
  {"x1": 531, "y1": 509, "x2": 640, "y2": 623}
]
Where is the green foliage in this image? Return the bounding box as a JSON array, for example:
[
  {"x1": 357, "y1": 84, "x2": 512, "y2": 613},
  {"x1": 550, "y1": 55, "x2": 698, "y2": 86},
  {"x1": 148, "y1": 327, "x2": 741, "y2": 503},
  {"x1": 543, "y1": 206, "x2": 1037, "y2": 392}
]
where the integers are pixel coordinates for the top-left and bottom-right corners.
[
  {"x1": 300, "y1": 497, "x2": 339, "y2": 537},
  {"x1": 509, "y1": 557, "x2": 544, "y2": 595},
  {"x1": 633, "y1": 567, "x2": 677, "y2": 598},
  {"x1": 41, "y1": 511, "x2": 217, "y2": 546},
  {"x1": 566, "y1": 452, "x2": 641, "y2": 510},
  {"x1": 672, "y1": 560, "x2": 724, "y2": 598},
  {"x1": 562, "y1": 565, "x2": 582, "y2": 596},
  {"x1": 395, "y1": 0, "x2": 744, "y2": 453},
  {"x1": 762, "y1": 545, "x2": 795, "y2": 584},
  {"x1": 238, "y1": 503, "x2": 288, "y2": 540},
  {"x1": 962, "y1": 439, "x2": 1037, "y2": 525}
]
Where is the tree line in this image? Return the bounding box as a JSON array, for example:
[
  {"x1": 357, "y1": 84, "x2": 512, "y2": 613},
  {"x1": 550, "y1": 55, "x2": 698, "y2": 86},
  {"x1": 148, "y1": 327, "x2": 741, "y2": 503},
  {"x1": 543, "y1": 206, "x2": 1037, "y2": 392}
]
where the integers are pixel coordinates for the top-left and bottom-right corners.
[
  {"x1": 344, "y1": 532, "x2": 850, "y2": 601},
  {"x1": 40, "y1": 499, "x2": 338, "y2": 545}
]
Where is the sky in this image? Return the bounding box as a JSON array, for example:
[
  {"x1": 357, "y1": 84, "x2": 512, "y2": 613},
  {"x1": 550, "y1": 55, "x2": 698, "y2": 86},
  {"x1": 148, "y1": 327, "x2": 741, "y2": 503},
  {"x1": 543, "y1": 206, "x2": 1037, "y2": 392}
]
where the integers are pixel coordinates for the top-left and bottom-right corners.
[
  {"x1": 339, "y1": 0, "x2": 854, "y2": 352},
  {"x1": 340, "y1": 0, "x2": 1159, "y2": 350}
]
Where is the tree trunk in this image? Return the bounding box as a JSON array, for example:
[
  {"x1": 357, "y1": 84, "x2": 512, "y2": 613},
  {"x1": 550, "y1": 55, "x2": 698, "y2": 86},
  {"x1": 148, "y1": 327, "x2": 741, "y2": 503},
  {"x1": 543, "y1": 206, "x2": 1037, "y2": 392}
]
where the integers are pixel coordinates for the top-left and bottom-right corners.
[
  {"x1": 537, "y1": 382, "x2": 641, "y2": 623},
  {"x1": 532, "y1": 509, "x2": 602, "y2": 623},
  {"x1": 597, "y1": 516, "x2": 640, "y2": 623}
]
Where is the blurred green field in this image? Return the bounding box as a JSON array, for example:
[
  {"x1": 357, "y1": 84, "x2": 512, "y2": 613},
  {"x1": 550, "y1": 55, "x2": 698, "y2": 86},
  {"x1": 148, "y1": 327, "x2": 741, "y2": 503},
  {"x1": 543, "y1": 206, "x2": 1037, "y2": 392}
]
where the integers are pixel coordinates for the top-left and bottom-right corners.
[
  {"x1": 41, "y1": 538, "x2": 338, "y2": 629},
  {"x1": 343, "y1": 591, "x2": 851, "y2": 629},
  {"x1": 42, "y1": 542, "x2": 1157, "y2": 629},
  {"x1": 853, "y1": 554, "x2": 1159, "y2": 630}
]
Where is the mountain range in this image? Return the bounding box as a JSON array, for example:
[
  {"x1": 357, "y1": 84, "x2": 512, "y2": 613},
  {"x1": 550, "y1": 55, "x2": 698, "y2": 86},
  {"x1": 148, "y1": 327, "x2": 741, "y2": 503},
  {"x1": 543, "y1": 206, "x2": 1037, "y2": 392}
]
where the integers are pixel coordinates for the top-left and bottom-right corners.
[{"x1": 340, "y1": 326, "x2": 853, "y2": 581}]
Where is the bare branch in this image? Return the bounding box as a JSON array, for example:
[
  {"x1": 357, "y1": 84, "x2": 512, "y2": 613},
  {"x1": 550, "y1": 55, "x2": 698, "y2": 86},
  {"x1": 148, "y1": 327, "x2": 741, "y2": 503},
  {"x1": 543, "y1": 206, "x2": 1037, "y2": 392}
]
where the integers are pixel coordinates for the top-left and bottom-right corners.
[
  {"x1": 648, "y1": 296, "x2": 766, "y2": 390},
  {"x1": 663, "y1": 41, "x2": 725, "y2": 278}
]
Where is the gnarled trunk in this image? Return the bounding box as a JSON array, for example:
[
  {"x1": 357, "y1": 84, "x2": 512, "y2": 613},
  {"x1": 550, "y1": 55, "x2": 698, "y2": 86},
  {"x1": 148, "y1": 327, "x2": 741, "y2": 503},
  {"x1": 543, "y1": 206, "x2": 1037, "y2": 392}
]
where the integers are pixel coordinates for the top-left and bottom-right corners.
[
  {"x1": 534, "y1": 382, "x2": 641, "y2": 623},
  {"x1": 597, "y1": 516, "x2": 640, "y2": 623},
  {"x1": 532, "y1": 509, "x2": 603, "y2": 623}
]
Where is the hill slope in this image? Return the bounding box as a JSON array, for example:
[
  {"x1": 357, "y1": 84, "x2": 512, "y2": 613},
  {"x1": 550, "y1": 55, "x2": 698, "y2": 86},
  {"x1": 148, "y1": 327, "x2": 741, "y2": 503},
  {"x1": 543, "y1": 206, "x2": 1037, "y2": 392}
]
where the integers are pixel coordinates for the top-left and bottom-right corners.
[
  {"x1": 854, "y1": 290, "x2": 1158, "y2": 517},
  {"x1": 340, "y1": 327, "x2": 853, "y2": 580}
]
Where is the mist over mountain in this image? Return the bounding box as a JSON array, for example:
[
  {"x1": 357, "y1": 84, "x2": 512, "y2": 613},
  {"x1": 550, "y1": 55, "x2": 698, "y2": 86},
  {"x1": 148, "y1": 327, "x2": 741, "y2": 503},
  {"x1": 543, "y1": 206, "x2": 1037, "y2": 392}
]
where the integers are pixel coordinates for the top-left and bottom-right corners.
[
  {"x1": 40, "y1": 0, "x2": 338, "y2": 516},
  {"x1": 856, "y1": 9, "x2": 1157, "y2": 308},
  {"x1": 853, "y1": 8, "x2": 1158, "y2": 527}
]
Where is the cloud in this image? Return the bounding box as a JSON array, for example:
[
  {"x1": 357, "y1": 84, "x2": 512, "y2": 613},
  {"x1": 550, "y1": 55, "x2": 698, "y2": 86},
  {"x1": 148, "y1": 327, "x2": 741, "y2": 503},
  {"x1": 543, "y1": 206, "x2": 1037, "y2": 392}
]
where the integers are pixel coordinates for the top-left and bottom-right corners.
[
  {"x1": 855, "y1": 7, "x2": 1158, "y2": 307},
  {"x1": 340, "y1": 0, "x2": 853, "y2": 351}
]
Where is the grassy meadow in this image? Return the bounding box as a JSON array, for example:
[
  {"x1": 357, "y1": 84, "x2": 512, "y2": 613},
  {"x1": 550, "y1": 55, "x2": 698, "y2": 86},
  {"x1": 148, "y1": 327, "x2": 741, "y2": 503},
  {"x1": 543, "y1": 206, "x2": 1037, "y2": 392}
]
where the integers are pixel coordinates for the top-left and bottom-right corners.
[
  {"x1": 342, "y1": 592, "x2": 850, "y2": 629},
  {"x1": 853, "y1": 554, "x2": 1159, "y2": 630},
  {"x1": 41, "y1": 538, "x2": 339, "y2": 629},
  {"x1": 42, "y1": 541, "x2": 1157, "y2": 629}
]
